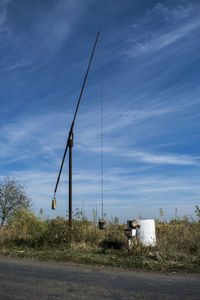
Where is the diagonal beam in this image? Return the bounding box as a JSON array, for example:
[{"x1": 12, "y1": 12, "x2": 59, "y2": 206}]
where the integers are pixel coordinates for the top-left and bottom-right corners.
[{"x1": 54, "y1": 31, "x2": 100, "y2": 195}]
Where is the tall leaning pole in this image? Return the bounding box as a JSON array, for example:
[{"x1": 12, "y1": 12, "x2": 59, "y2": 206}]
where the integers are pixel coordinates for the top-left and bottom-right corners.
[{"x1": 52, "y1": 31, "x2": 100, "y2": 231}]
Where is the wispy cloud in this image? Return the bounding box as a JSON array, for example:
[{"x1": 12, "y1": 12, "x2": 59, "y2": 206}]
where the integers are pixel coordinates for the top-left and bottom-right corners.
[
  {"x1": 127, "y1": 2, "x2": 200, "y2": 57},
  {"x1": 120, "y1": 150, "x2": 200, "y2": 167},
  {"x1": 0, "y1": 0, "x2": 90, "y2": 70},
  {"x1": 1, "y1": 61, "x2": 33, "y2": 71},
  {"x1": 0, "y1": 111, "x2": 72, "y2": 166},
  {"x1": 0, "y1": 0, "x2": 11, "y2": 27},
  {"x1": 0, "y1": 0, "x2": 199, "y2": 222},
  {"x1": 76, "y1": 106, "x2": 174, "y2": 145},
  {"x1": 30, "y1": 0, "x2": 85, "y2": 58},
  {"x1": 130, "y1": 20, "x2": 199, "y2": 56},
  {"x1": 1, "y1": 95, "x2": 199, "y2": 171},
  {"x1": 0, "y1": 103, "x2": 199, "y2": 220},
  {"x1": 5, "y1": 166, "x2": 200, "y2": 221}
]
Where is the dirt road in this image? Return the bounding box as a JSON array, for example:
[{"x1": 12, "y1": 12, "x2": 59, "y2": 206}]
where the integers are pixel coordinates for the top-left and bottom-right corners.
[{"x1": 0, "y1": 256, "x2": 199, "y2": 299}]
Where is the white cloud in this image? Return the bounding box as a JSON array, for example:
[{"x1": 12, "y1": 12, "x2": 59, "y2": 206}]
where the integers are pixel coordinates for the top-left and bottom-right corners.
[
  {"x1": 4, "y1": 167, "x2": 200, "y2": 221},
  {"x1": 0, "y1": 97, "x2": 199, "y2": 171},
  {"x1": 87, "y1": 144, "x2": 200, "y2": 167},
  {"x1": 76, "y1": 106, "x2": 174, "y2": 147},
  {"x1": 2, "y1": 61, "x2": 33, "y2": 71},
  {"x1": 0, "y1": 106, "x2": 198, "y2": 219},
  {"x1": 130, "y1": 19, "x2": 199, "y2": 56},
  {"x1": 0, "y1": 0, "x2": 91, "y2": 70},
  {"x1": 0, "y1": 111, "x2": 72, "y2": 165},
  {"x1": 127, "y1": 2, "x2": 200, "y2": 57},
  {"x1": 122, "y1": 150, "x2": 200, "y2": 167},
  {"x1": 74, "y1": 103, "x2": 200, "y2": 168}
]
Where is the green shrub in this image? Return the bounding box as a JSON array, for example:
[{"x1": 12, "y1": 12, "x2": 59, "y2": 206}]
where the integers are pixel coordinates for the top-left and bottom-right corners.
[
  {"x1": 7, "y1": 208, "x2": 46, "y2": 247},
  {"x1": 42, "y1": 216, "x2": 69, "y2": 246}
]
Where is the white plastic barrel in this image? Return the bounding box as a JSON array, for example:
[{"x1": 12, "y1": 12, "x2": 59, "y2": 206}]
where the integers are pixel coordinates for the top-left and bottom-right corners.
[{"x1": 136, "y1": 219, "x2": 156, "y2": 246}]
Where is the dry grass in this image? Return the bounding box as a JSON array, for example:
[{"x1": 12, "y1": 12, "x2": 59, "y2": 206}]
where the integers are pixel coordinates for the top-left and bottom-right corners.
[{"x1": 0, "y1": 211, "x2": 200, "y2": 273}]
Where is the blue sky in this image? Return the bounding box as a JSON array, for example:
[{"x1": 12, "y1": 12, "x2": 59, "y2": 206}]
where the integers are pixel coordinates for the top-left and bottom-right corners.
[{"x1": 0, "y1": 0, "x2": 200, "y2": 222}]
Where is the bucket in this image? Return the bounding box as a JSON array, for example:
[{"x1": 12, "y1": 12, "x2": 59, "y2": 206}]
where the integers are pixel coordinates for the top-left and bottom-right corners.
[
  {"x1": 98, "y1": 221, "x2": 106, "y2": 230},
  {"x1": 136, "y1": 219, "x2": 156, "y2": 246}
]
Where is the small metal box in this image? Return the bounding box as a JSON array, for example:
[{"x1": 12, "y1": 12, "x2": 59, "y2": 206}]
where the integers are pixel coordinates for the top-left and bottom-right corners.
[{"x1": 124, "y1": 228, "x2": 136, "y2": 238}]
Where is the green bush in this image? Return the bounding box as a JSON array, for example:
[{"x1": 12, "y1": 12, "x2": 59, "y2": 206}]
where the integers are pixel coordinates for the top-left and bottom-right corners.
[
  {"x1": 43, "y1": 216, "x2": 69, "y2": 246},
  {"x1": 7, "y1": 208, "x2": 46, "y2": 247}
]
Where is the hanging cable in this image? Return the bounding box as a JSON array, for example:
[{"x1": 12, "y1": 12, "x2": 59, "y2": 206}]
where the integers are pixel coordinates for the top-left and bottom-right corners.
[{"x1": 100, "y1": 34, "x2": 104, "y2": 220}]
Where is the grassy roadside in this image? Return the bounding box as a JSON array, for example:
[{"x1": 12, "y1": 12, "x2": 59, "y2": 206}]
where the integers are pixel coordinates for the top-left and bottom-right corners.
[
  {"x1": 0, "y1": 244, "x2": 199, "y2": 273},
  {"x1": 0, "y1": 210, "x2": 200, "y2": 273}
]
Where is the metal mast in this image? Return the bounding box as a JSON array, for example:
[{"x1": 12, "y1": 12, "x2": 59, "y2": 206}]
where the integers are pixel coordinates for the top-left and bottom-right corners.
[{"x1": 52, "y1": 31, "x2": 100, "y2": 231}]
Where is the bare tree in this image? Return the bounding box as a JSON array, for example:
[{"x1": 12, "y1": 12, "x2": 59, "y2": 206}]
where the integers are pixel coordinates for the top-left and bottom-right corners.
[{"x1": 0, "y1": 177, "x2": 31, "y2": 226}]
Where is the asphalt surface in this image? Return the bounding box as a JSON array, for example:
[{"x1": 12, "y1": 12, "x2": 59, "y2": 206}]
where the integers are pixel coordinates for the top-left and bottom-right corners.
[{"x1": 0, "y1": 256, "x2": 200, "y2": 299}]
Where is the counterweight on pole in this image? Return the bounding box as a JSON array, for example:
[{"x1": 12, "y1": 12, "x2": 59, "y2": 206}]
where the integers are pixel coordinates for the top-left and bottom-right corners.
[{"x1": 53, "y1": 31, "x2": 100, "y2": 197}]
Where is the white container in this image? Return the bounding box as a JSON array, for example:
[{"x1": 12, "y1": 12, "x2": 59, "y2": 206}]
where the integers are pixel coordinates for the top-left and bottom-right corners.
[{"x1": 136, "y1": 219, "x2": 156, "y2": 246}]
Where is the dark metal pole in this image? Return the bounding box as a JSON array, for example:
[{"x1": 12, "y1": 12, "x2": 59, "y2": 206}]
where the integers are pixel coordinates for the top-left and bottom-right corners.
[
  {"x1": 53, "y1": 31, "x2": 100, "y2": 196},
  {"x1": 68, "y1": 132, "x2": 73, "y2": 231}
]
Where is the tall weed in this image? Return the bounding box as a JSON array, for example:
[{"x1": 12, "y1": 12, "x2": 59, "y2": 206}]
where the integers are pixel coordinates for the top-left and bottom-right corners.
[{"x1": 1, "y1": 210, "x2": 200, "y2": 264}]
